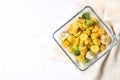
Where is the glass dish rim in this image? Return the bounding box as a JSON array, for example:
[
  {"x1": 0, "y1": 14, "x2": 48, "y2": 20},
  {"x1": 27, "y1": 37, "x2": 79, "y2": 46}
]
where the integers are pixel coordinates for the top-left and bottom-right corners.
[{"x1": 52, "y1": 6, "x2": 118, "y2": 71}]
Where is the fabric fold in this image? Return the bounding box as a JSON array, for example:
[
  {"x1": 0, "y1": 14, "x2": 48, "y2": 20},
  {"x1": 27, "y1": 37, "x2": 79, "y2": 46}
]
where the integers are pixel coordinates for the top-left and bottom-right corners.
[{"x1": 52, "y1": 0, "x2": 120, "y2": 80}]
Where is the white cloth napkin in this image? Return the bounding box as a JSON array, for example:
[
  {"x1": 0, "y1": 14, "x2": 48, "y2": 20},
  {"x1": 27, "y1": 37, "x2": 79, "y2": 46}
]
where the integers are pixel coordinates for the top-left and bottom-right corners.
[{"x1": 52, "y1": 0, "x2": 120, "y2": 80}]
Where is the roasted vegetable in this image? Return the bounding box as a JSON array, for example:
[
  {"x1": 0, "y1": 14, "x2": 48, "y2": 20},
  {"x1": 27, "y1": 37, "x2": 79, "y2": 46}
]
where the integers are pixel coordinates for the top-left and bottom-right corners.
[
  {"x1": 80, "y1": 33, "x2": 88, "y2": 41},
  {"x1": 60, "y1": 31, "x2": 69, "y2": 40},
  {"x1": 86, "y1": 51, "x2": 95, "y2": 60},
  {"x1": 84, "y1": 59, "x2": 89, "y2": 63},
  {"x1": 61, "y1": 40, "x2": 70, "y2": 48},
  {"x1": 91, "y1": 17, "x2": 98, "y2": 24},
  {"x1": 60, "y1": 12, "x2": 111, "y2": 64},
  {"x1": 73, "y1": 45, "x2": 80, "y2": 56},
  {"x1": 77, "y1": 55, "x2": 85, "y2": 62},
  {"x1": 101, "y1": 35, "x2": 111, "y2": 45},
  {"x1": 100, "y1": 44, "x2": 106, "y2": 51},
  {"x1": 90, "y1": 45, "x2": 99, "y2": 54},
  {"x1": 92, "y1": 25, "x2": 99, "y2": 32},
  {"x1": 98, "y1": 28, "x2": 105, "y2": 35},
  {"x1": 93, "y1": 39, "x2": 101, "y2": 46},
  {"x1": 82, "y1": 12, "x2": 89, "y2": 19},
  {"x1": 86, "y1": 19, "x2": 94, "y2": 26},
  {"x1": 91, "y1": 32, "x2": 99, "y2": 40}
]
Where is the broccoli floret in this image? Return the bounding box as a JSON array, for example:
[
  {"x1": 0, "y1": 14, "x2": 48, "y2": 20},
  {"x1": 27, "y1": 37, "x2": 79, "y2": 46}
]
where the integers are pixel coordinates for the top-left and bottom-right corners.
[
  {"x1": 82, "y1": 12, "x2": 89, "y2": 19},
  {"x1": 73, "y1": 45, "x2": 80, "y2": 56},
  {"x1": 86, "y1": 19, "x2": 94, "y2": 26}
]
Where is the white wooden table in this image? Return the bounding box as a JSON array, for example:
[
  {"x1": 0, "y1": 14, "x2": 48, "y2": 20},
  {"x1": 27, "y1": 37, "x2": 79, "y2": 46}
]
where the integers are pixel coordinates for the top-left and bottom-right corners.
[{"x1": 0, "y1": 0, "x2": 87, "y2": 80}]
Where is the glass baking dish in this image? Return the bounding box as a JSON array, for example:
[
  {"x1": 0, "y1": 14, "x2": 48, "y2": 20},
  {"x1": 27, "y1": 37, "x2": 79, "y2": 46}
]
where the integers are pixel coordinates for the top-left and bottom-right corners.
[{"x1": 53, "y1": 6, "x2": 118, "y2": 71}]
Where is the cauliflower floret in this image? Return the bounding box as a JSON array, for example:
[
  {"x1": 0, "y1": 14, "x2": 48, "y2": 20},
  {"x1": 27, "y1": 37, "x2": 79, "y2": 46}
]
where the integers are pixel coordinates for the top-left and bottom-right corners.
[
  {"x1": 101, "y1": 35, "x2": 111, "y2": 45},
  {"x1": 60, "y1": 31, "x2": 69, "y2": 40},
  {"x1": 86, "y1": 51, "x2": 95, "y2": 60}
]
